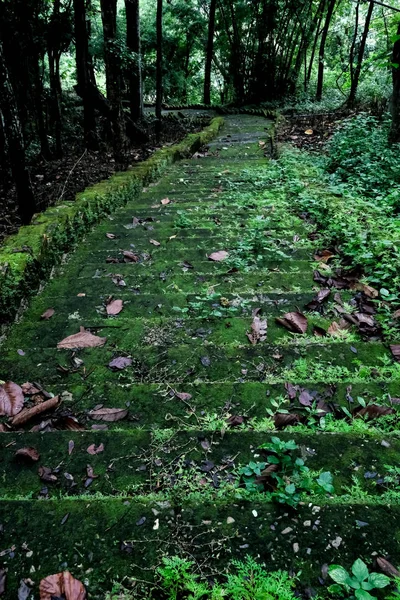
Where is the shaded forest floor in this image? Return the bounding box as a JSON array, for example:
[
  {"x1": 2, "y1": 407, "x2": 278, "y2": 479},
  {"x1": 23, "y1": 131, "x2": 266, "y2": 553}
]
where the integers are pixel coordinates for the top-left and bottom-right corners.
[{"x1": 0, "y1": 112, "x2": 210, "y2": 245}]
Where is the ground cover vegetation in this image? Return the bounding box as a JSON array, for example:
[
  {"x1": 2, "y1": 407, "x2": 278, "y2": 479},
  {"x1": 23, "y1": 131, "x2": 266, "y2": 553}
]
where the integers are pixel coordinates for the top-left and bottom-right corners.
[{"x1": 2, "y1": 0, "x2": 400, "y2": 599}]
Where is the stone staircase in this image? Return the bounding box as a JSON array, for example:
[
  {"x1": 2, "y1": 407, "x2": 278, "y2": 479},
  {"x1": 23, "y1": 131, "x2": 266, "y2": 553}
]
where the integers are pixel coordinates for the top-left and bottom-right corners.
[{"x1": 0, "y1": 115, "x2": 399, "y2": 597}]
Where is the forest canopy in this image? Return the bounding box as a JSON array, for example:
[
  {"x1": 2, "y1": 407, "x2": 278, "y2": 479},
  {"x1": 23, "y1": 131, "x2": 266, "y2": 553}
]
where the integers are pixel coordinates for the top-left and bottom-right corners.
[{"x1": 2, "y1": 0, "x2": 400, "y2": 225}]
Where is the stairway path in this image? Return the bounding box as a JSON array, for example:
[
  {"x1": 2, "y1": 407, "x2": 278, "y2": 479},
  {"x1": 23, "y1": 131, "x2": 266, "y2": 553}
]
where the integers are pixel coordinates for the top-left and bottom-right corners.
[{"x1": 0, "y1": 115, "x2": 399, "y2": 596}]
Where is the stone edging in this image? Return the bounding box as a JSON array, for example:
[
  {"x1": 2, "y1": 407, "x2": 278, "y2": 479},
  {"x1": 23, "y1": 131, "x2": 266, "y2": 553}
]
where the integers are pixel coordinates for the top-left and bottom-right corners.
[{"x1": 0, "y1": 117, "x2": 224, "y2": 327}]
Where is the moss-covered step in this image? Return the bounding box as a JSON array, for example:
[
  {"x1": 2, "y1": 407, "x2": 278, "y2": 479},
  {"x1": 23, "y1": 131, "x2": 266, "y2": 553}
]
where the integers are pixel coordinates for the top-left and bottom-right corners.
[
  {"x1": 0, "y1": 498, "x2": 400, "y2": 598},
  {"x1": 0, "y1": 341, "x2": 394, "y2": 387},
  {"x1": 4, "y1": 312, "x2": 368, "y2": 351},
  {"x1": 16, "y1": 379, "x2": 399, "y2": 428},
  {"x1": 0, "y1": 118, "x2": 225, "y2": 325},
  {"x1": 1, "y1": 430, "x2": 399, "y2": 497}
]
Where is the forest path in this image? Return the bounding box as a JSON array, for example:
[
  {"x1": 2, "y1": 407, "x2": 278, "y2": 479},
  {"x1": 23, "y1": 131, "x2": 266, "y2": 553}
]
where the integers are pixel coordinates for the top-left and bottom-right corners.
[{"x1": 0, "y1": 115, "x2": 399, "y2": 596}]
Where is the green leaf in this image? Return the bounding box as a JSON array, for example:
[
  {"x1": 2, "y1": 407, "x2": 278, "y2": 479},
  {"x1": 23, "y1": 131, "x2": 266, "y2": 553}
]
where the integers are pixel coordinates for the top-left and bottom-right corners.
[
  {"x1": 354, "y1": 589, "x2": 376, "y2": 600},
  {"x1": 285, "y1": 483, "x2": 296, "y2": 495},
  {"x1": 329, "y1": 565, "x2": 353, "y2": 586},
  {"x1": 367, "y1": 572, "x2": 390, "y2": 589},
  {"x1": 352, "y1": 559, "x2": 369, "y2": 583}
]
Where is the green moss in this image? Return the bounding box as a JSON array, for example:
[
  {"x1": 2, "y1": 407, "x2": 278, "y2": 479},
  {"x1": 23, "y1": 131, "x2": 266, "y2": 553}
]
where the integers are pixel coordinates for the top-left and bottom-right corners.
[{"x1": 0, "y1": 118, "x2": 224, "y2": 326}]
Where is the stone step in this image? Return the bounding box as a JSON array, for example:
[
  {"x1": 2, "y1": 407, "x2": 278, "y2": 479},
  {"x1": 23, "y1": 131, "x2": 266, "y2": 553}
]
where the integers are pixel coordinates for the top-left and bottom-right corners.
[
  {"x1": 0, "y1": 497, "x2": 399, "y2": 596},
  {"x1": 1, "y1": 431, "x2": 398, "y2": 497},
  {"x1": 0, "y1": 341, "x2": 392, "y2": 386}
]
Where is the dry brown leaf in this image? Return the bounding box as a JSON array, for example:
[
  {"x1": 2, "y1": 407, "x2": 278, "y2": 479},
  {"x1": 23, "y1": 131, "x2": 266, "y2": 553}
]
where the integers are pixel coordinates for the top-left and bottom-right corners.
[
  {"x1": 15, "y1": 447, "x2": 40, "y2": 461},
  {"x1": 393, "y1": 309, "x2": 400, "y2": 319},
  {"x1": 247, "y1": 314, "x2": 267, "y2": 345},
  {"x1": 174, "y1": 391, "x2": 193, "y2": 401},
  {"x1": 350, "y1": 282, "x2": 379, "y2": 299},
  {"x1": 41, "y1": 308, "x2": 55, "y2": 320},
  {"x1": 149, "y1": 239, "x2": 161, "y2": 246},
  {"x1": 88, "y1": 408, "x2": 128, "y2": 422},
  {"x1": 0, "y1": 569, "x2": 6, "y2": 596},
  {"x1": 377, "y1": 557, "x2": 400, "y2": 578},
  {"x1": 161, "y1": 198, "x2": 171, "y2": 205},
  {"x1": 12, "y1": 396, "x2": 59, "y2": 427},
  {"x1": 354, "y1": 404, "x2": 394, "y2": 419},
  {"x1": 106, "y1": 233, "x2": 116, "y2": 239},
  {"x1": 304, "y1": 129, "x2": 313, "y2": 135},
  {"x1": 314, "y1": 250, "x2": 334, "y2": 263},
  {"x1": 390, "y1": 345, "x2": 400, "y2": 362},
  {"x1": 276, "y1": 312, "x2": 308, "y2": 334},
  {"x1": 87, "y1": 443, "x2": 105, "y2": 455},
  {"x1": 208, "y1": 251, "x2": 229, "y2": 262},
  {"x1": 106, "y1": 299, "x2": 123, "y2": 316},
  {"x1": 39, "y1": 571, "x2": 86, "y2": 600},
  {"x1": 0, "y1": 382, "x2": 24, "y2": 417},
  {"x1": 327, "y1": 320, "x2": 349, "y2": 336},
  {"x1": 21, "y1": 382, "x2": 41, "y2": 395},
  {"x1": 122, "y1": 250, "x2": 139, "y2": 263},
  {"x1": 57, "y1": 327, "x2": 107, "y2": 350}
]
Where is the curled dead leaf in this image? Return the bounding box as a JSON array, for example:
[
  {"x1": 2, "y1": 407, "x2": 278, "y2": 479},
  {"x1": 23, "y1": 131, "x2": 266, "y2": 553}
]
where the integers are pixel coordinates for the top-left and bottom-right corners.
[
  {"x1": 38, "y1": 466, "x2": 58, "y2": 483},
  {"x1": 15, "y1": 447, "x2": 40, "y2": 462},
  {"x1": 314, "y1": 250, "x2": 334, "y2": 263},
  {"x1": 123, "y1": 250, "x2": 139, "y2": 263},
  {"x1": 108, "y1": 356, "x2": 132, "y2": 370},
  {"x1": 274, "y1": 413, "x2": 300, "y2": 428},
  {"x1": 161, "y1": 198, "x2": 171, "y2": 205},
  {"x1": 390, "y1": 345, "x2": 400, "y2": 362},
  {"x1": 88, "y1": 408, "x2": 128, "y2": 422},
  {"x1": 354, "y1": 404, "x2": 394, "y2": 419},
  {"x1": 12, "y1": 396, "x2": 59, "y2": 427},
  {"x1": 57, "y1": 327, "x2": 107, "y2": 350},
  {"x1": 276, "y1": 312, "x2": 308, "y2": 334},
  {"x1": 0, "y1": 382, "x2": 24, "y2": 417},
  {"x1": 247, "y1": 314, "x2": 267, "y2": 345},
  {"x1": 377, "y1": 557, "x2": 400, "y2": 578},
  {"x1": 150, "y1": 239, "x2": 161, "y2": 246},
  {"x1": 39, "y1": 571, "x2": 86, "y2": 600}
]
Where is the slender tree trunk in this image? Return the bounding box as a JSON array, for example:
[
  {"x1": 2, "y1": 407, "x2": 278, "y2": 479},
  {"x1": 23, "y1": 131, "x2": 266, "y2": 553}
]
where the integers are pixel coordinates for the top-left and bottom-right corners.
[
  {"x1": 0, "y1": 38, "x2": 36, "y2": 224},
  {"x1": 306, "y1": 4, "x2": 325, "y2": 87},
  {"x1": 100, "y1": 0, "x2": 126, "y2": 161},
  {"x1": 156, "y1": 0, "x2": 163, "y2": 139},
  {"x1": 347, "y1": 0, "x2": 374, "y2": 108},
  {"x1": 48, "y1": 0, "x2": 63, "y2": 157},
  {"x1": 32, "y1": 52, "x2": 51, "y2": 159},
  {"x1": 204, "y1": 0, "x2": 217, "y2": 105},
  {"x1": 125, "y1": 0, "x2": 143, "y2": 121},
  {"x1": 316, "y1": 0, "x2": 336, "y2": 101},
  {"x1": 390, "y1": 22, "x2": 400, "y2": 143},
  {"x1": 74, "y1": 0, "x2": 98, "y2": 149}
]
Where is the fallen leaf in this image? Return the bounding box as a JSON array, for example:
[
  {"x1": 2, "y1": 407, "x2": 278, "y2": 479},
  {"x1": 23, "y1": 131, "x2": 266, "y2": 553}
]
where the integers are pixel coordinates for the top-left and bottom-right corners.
[
  {"x1": 327, "y1": 320, "x2": 350, "y2": 336},
  {"x1": 393, "y1": 309, "x2": 400, "y2": 319},
  {"x1": 377, "y1": 557, "x2": 400, "y2": 578},
  {"x1": 276, "y1": 312, "x2": 308, "y2": 334},
  {"x1": 285, "y1": 383, "x2": 298, "y2": 400},
  {"x1": 150, "y1": 239, "x2": 161, "y2": 246},
  {"x1": 247, "y1": 314, "x2": 267, "y2": 345},
  {"x1": 274, "y1": 413, "x2": 300, "y2": 428},
  {"x1": 351, "y1": 282, "x2": 379, "y2": 299},
  {"x1": 304, "y1": 129, "x2": 313, "y2": 135},
  {"x1": 88, "y1": 408, "x2": 128, "y2": 422},
  {"x1": 161, "y1": 198, "x2": 171, "y2": 205},
  {"x1": 15, "y1": 447, "x2": 40, "y2": 462},
  {"x1": 38, "y1": 466, "x2": 58, "y2": 483},
  {"x1": 0, "y1": 382, "x2": 24, "y2": 417},
  {"x1": 227, "y1": 415, "x2": 246, "y2": 427},
  {"x1": 201, "y1": 356, "x2": 211, "y2": 367},
  {"x1": 39, "y1": 571, "x2": 86, "y2": 600},
  {"x1": 68, "y1": 440, "x2": 75, "y2": 455},
  {"x1": 106, "y1": 299, "x2": 123, "y2": 316},
  {"x1": 0, "y1": 570, "x2": 6, "y2": 596},
  {"x1": 208, "y1": 251, "x2": 229, "y2": 262},
  {"x1": 12, "y1": 396, "x2": 60, "y2": 427},
  {"x1": 41, "y1": 308, "x2": 55, "y2": 320},
  {"x1": 21, "y1": 382, "x2": 41, "y2": 395},
  {"x1": 305, "y1": 289, "x2": 331, "y2": 311},
  {"x1": 314, "y1": 250, "x2": 334, "y2": 263},
  {"x1": 17, "y1": 579, "x2": 32, "y2": 600},
  {"x1": 354, "y1": 404, "x2": 394, "y2": 419},
  {"x1": 57, "y1": 327, "x2": 107, "y2": 349},
  {"x1": 106, "y1": 233, "x2": 116, "y2": 239},
  {"x1": 123, "y1": 250, "x2": 139, "y2": 263},
  {"x1": 87, "y1": 443, "x2": 105, "y2": 455},
  {"x1": 174, "y1": 391, "x2": 193, "y2": 401},
  {"x1": 108, "y1": 357, "x2": 132, "y2": 370},
  {"x1": 390, "y1": 345, "x2": 400, "y2": 362},
  {"x1": 299, "y1": 390, "x2": 313, "y2": 407}
]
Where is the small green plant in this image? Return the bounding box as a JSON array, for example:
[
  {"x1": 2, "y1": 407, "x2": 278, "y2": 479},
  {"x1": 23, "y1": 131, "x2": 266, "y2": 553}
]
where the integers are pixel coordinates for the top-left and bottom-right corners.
[
  {"x1": 328, "y1": 558, "x2": 390, "y2": 599},
  {"x1": 225, "y1": 556, "x2": 297, "y2": 600},
  {"x1": 239, "y1": 437, "x2": 334, "y2": 507}
]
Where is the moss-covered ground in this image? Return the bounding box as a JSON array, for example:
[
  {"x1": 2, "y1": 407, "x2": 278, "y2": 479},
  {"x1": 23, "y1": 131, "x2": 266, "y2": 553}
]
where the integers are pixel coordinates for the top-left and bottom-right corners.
[{"x1": 1, "y1": 114, "x2": 400, "y2": 597}]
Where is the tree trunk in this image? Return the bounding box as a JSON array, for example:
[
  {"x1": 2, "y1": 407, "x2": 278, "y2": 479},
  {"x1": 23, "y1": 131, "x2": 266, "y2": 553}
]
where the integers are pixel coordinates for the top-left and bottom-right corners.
[
  {"x1": 0, "y1": 37, "x2": 36, "y2": 224},
  {"x1": 306, "y1": 3, "x2": 325, "y2": 88},
  {"x1": 100, "y1": 0, "x2": 126, "y2": 162},
  {"x1": 204, "y1": 0, "x2": 217, "y2": 105},
  {"x1": 390, "y1": 22, "x2": 400, "y2": 143},
  {"x1": 315, "y1": 0, "x2": 336, "y2": 101},
  {"x1": 347, "y1": 0, "x2": 374, "y2": 108},
  {"x1": 155, "y1": 0, "x2": 163, "y2": 139},
  {"x1": 125, "y1": 0, "x2": 143, "y2": 121},
  {"x1": 48, "y1": 0, "x2": 63, "y2": 157},
  {"x1": 74, "y1": 0, "x2": 98, "y2": 149}
]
